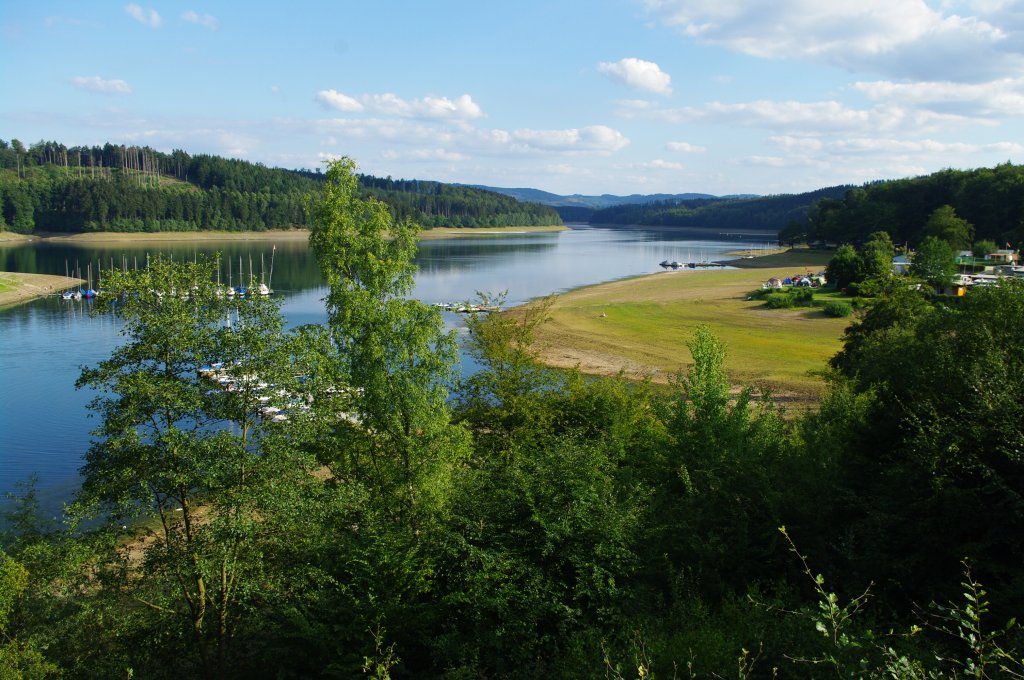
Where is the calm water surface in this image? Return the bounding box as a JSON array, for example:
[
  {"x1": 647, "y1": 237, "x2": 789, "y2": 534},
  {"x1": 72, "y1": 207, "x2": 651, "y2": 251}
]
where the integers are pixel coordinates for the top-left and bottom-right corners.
[{"x1": 0, "y1": 226, "x2": 773, "y2": 508}]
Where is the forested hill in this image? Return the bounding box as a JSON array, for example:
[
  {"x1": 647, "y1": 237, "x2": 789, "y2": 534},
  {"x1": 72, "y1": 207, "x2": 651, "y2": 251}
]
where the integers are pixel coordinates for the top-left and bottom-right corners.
[
  {"x1": 587, "y1": 185, "x2": 852, "y2": 232},
  {"x1": 0, "y1": 139, "x2": 562, "y2": 233},
  {"x1": 801, "y1": 163, "x2": 1024, "y2": 246}
]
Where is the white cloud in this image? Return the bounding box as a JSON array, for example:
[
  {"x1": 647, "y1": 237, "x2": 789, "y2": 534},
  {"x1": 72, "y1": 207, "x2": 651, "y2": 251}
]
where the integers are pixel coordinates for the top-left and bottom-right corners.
[
  {"x1": 315, "y1": 90, "x2": 364, "y2": 112},
  {"x1": 597, "y1": 58, "x2": 673, "y2": 94},
  {"x1": 315, "y1": 90, "x2": 483, "y2": 120},
  {"x1": 637, "y1": 159, "x2": 685, "y2": 170},
  {"x1": 666, "y1": 141, "x2": 706, "y2": 153},
  {"x1": 625, "y1": 98, "x2": 972, "y2": 135},
  {"x1": 182, "y1": 10, "x2": 219, "y2": 30},
  {"x1": 380, "y1": 148, "x2": 469, "y2": 162},
  {"x1": 124, "y1": 3, "x2": 161, "y2": 28},
  {"x1": 769, "y1": 135, "x2": 824, "y2": 151},
  {"x1": 854, "y1": 77, "x2": 1024, "y2": 116},
  {"x1": 508, "y1": 125, "x2": 630, "y2": 152},
  {"x1": 70, "y1": 75, "x2": 132, "y2": 94},
  {"x1": 829, "y1": 137, "x2": 1024, "y2": 154},
  {"x1": 643, "y1": 0, "x2": 1022, "y2": 81}
]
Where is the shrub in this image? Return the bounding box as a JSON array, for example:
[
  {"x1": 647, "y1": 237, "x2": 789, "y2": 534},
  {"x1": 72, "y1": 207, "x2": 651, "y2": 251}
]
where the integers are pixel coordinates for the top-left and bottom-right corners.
[
  {"x1": 822, "y1": 300, "x2": 853, "y2": 317},
  {"x1": 765, "y1": 293, "x2": 795, "y2": 309},
  {"x1": 791, "y1": 287, "x2": 814, "y2": 305}
]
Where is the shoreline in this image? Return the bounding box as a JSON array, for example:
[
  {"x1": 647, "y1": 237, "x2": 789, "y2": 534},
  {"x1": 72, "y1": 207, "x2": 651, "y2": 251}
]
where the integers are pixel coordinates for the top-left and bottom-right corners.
[
  {"x1": 0, "y1": 273, "x2": 83, "y2": 309},
  {"x1": 1, "y1": 224, "x2": 567, "y2": 246}
]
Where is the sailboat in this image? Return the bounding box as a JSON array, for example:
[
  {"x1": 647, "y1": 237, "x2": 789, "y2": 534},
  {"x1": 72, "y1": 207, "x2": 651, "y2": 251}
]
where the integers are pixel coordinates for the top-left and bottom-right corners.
[
  {"x1": 61, "y1": 260, "x2": 74, "y2": 301},
  {"x1": 83, "y1": 262, "x2": 97, "y2": 298}
]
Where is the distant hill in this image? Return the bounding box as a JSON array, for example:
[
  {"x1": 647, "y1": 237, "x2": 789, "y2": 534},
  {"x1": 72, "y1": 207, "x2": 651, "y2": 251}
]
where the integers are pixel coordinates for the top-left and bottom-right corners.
[
  {"x1": 465, "y1": 185, "x2": 735, "y2": 209},
  {"x1": 587, "y1": 185, "x2": 853, "y2": 233}
]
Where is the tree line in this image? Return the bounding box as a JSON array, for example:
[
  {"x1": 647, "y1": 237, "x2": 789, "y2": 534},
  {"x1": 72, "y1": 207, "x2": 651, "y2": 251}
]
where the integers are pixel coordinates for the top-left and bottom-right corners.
[
  {"x1": 2, "y1": 159, "x2": 1023, "y2": 678},
  {"x1": 0, "y1": 139, "x2": 561, "y2": 234},
  {"x1": 787, "y1": 163, "x2": 1024, "y2": 247},
  {"x1": 587, "y1": 185, "x2": 850, "y2": 231}
]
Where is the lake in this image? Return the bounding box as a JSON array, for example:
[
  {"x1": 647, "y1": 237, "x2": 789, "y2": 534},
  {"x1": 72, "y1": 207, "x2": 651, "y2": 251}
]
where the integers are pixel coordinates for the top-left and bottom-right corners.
[{"x1": 0, "y1": 226, "x2": 774, "y2": 510}]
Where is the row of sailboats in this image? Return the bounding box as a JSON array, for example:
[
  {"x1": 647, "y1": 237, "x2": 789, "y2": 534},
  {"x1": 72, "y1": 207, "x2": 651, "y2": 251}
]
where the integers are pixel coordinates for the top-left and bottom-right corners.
[{"x1": 59, "y1": 247, "x2": 276, "y2": 300}]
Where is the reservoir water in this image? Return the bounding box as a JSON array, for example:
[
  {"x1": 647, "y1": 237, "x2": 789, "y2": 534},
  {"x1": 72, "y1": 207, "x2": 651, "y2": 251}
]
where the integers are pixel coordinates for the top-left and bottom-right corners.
[{"x1": 0, "y1": 226, "x2": 772, "y2": 509}]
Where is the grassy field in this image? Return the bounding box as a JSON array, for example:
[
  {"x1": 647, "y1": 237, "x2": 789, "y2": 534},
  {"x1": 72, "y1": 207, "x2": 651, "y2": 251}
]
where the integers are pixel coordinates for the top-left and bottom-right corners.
[{"x1": 523, "y1": 264, "x2": 851, "y2": 401}]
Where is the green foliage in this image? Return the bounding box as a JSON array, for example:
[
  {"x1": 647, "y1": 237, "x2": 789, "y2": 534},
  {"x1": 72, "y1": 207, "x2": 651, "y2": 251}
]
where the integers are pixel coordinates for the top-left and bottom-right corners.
[
  {"x1": 806, "y1": 164, "x2": 1023, "y2": 247},
  {"x1": 72, "y1": 256, "x2": 320, "y2": 676},
  {"x1": 861, "y1": 230, "x2": 896, "y2": 280},
  {"x1": 973, "y1": 238, "x2": 999, "y2": 259},
  {"x1": 0, "y1": 139, "x2": 560, "y2": 233},
  {"x1": 826, "y1": 244, "x2": 865, "y2": 290},
  {"x1": 590, "y1": 185, "x2": 849, "y2": 232},
  {"x1": 911, "y1": 236, "x2": 957, "y2": 289},
  {"x1": 923, "y1": 204, "x2": 974, "y2": 249},
  {"x1": 309, "y1": 156, "x2": 470, "y2": 523},
  {"x1": 822, "y1": 300, "x2": 853, "y2": 317}
]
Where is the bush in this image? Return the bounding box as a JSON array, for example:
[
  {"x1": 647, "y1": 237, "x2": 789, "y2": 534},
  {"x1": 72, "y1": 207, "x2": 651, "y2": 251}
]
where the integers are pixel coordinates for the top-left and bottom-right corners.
[
  {"x1": 791, "y1": 287, "x2": 814, "y2": 305},
  {"x1": 765, "y1": 293, "x2": 795, "y2": 309},
  {"x1": 822, "y1": 300, "x2": 853, "y2": 317}
]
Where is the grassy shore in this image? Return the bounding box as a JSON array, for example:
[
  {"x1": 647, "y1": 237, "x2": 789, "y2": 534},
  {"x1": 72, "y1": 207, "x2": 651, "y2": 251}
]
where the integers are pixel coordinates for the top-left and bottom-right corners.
[
  {"x1": 0, "y1": 272, "x2": 82, "y2": 309},
  {"x1": 521, "y1": 261, "x2": 849, "y2": 402}
]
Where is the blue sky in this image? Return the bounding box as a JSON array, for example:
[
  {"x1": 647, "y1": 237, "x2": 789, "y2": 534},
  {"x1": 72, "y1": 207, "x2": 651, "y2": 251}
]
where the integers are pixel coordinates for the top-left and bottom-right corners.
[{"x1": 2, "y1": 1, "x2": 1023, "y2": 195}]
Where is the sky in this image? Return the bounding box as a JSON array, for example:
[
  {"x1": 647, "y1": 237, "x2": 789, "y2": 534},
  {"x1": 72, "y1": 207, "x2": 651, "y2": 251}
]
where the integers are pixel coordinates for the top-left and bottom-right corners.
[{"x1": 2, "y1": 1, "x2": 1023, "y2": 196}]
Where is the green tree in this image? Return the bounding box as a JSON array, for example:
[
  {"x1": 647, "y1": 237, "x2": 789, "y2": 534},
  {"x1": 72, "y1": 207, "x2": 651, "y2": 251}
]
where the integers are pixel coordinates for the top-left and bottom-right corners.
[
  {"x1": 972, "y1": 238, "x2": 998, "y2": 258},
  {"x1": 820, "y1": 280, "x2": 1024, "y2": 612},
  {"x1": 0, "y1": 549, "x2": 59, "y2": 678},
  {"x1": 825, "y1": 244, "x2": 865, "y2": 289},
  {"x1": 922, "y1": 204, "x2": 973, "y2": 249},
  {"x1": 74, "y1": 256, "x2": 315, "y2": 676},
  {"x1": 309, "y1": 157, "x2": 470, "y2": 523},
  {"x1": 860, "y1": 230, "x2": 895, "y2": 280},
  {"x1": 911, "y1": 235, "x2": 956, "y2": 289}
]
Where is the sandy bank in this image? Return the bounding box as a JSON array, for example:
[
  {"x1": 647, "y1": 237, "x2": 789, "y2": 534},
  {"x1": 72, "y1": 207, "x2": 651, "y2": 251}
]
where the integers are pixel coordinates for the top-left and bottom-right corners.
[
  {"x1": 21, "y1": 225, "x2": 567, "y2": 245},
  {"x1": 0, "y1": 272, "x2": 83, "y2": 309}
]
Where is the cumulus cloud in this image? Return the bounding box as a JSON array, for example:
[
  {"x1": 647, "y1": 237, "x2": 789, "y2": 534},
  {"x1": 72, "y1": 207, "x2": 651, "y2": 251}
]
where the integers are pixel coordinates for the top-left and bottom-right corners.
[
  {"x1": 70, "y1": 75, "x2": 132, "y2": 94},
  {"x1": 182, "y1": 10, "x2": 219, "y2": 30},
  {"x1": 315, "y1": 90, "x2": 483, "y2": 120},
  {"x1": 854, "y1": 77, "x2": 1024, "y2": 116},
  {"x1": 315, "y1": 90, "x2": 364, "y2": 112},
  {"x1": 124, "y1": 3, "x2": 161, "y2": 28},
  {"x1": 666, "y1": 141, "x2": 706, "y2": 153},
  {"x1": 597, "y1": 58, "x2": 673, "y2": 94},
  {"x1": 642, "y1": 0, "x2": 1022, "y2": 81}
]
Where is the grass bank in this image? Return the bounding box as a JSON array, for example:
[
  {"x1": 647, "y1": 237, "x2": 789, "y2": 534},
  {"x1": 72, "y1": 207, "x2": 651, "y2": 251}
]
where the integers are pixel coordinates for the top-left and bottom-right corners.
[
  {"x1": 0, "y1": 272, "x2": 82, "y2": 309},
  {"x1": 521, "y1": 264, "x2": 850, "y2": 402}
]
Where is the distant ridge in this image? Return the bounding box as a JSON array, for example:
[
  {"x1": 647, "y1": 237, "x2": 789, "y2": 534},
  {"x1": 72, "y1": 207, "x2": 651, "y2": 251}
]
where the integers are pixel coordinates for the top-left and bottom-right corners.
[{"x1": 463, "y1": 185, "x2": 755, "y2": 209}]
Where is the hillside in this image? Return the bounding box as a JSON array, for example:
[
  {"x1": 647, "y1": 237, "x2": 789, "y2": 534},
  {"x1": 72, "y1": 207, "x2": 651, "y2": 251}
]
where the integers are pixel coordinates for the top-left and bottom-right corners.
[
  {"x1": 0, "y1": 139, "x2": 562, "y2": 234},
  {"x1": 467, "y1": 184, "x2": 720, "y2": 209},
  {"x1": 801, "y1": 163, "x2": 1024, "y2": 246},
  {"x1": 588, "y1": 185, "x2": 852, "y2": 232}
]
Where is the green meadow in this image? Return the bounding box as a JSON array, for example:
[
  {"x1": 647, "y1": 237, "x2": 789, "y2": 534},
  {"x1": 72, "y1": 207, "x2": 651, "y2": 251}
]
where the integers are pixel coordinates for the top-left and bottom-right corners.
[{"x1": 526, "y1": 264, "x2": 849, "y2": 400}]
